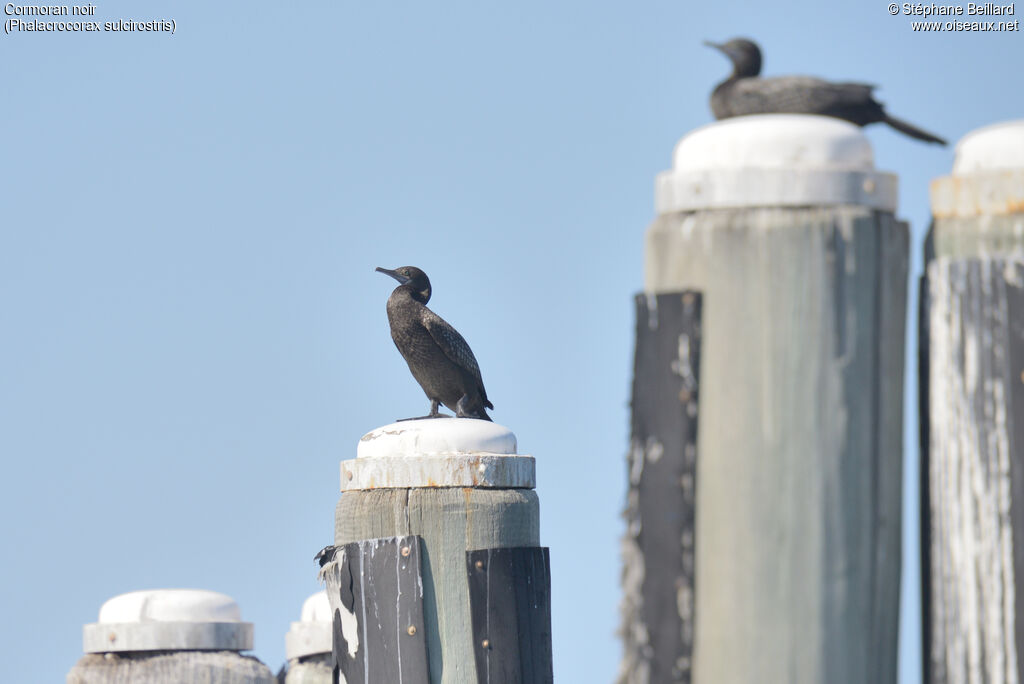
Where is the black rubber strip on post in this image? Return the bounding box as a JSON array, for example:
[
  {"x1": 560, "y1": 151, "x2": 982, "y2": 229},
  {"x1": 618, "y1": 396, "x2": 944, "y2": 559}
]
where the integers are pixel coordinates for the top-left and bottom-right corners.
[
  {"x1": 466, "y1": 546, "x2": 553, "y2": 684},
  {"x1": 627, "y1": 291, "x2": 702, "y2": 682}
]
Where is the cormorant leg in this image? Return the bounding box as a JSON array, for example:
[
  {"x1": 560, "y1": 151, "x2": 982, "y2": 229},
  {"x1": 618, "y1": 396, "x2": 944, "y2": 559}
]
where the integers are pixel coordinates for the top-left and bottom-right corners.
[{"x1": 396, "y1": 399, "x2": 451, "y2": 422}]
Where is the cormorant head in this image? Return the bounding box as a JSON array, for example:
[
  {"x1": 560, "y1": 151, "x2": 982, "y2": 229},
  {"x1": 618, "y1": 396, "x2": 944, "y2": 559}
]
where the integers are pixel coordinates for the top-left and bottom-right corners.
[
  {"x1": 704, "y1": 38, "x2": 762, "y2": 78},
  {"x1": 376, "y1": 266, "x2": 432, "y2": 303}
]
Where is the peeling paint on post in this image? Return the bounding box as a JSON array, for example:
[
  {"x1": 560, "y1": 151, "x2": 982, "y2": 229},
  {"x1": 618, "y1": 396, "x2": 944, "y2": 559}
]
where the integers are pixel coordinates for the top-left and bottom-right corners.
[
  {"x1": 619, "y1": 292, "x2": 701, "y2": 684},
  {"x1": 922, "y1": 119, "x2": 1024, "y2": 684},
  {"x1": 627, "y1": 115, "x2": 907, "y2": 684},
  {"x1": 318, "y1": 537, "x2": 430, "y2": 684}
]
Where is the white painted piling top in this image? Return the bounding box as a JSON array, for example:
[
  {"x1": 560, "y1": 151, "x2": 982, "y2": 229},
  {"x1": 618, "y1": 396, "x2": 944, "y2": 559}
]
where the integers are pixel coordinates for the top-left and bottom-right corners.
[
  {"x1": 342, "y1": 418, "x2": 534, "y2": 490},
  {"x1": 83, "y1": 589, "x2": 254, "y2": 653},
  {"x1": 299, "y1": 590, "x2": 332, "y2": 622},
  {"x1": 285, "y1": 590, "x2": 332, "y2": 660},
  {"x1": 673, "y1": 115, "x2": 874, "y2": 171},
  {"x1": 951, "y1": 119, "x2": 1024, "y2": 174},
  {"x1": 97, "y1": 589, "x2": 242, "y2": 623},
  {"x1": 357, "y1": 418, "x2": 517, "y2": 459},
  {"x1": 932, "y1": 119, "x2": 1024, "y2": 218},
  {"x1": 655, "y1": 114, "x2": 898, "y2": 213}
]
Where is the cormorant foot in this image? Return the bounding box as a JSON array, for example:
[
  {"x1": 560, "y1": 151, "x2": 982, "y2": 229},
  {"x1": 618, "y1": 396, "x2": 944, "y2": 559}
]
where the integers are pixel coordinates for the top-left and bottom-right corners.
[{"x1": 396, "y1": 413, "x2": 452, "y2": 422}]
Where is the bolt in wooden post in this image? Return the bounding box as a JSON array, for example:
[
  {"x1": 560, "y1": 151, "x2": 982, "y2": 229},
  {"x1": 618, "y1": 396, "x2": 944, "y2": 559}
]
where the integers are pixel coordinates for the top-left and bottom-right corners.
[
  {"x1": 922, "y1": 119, "x2": 1024, "y2": 684},
  {"x1": 67, "y1": 589, "x2": 275, "y2": 684},
  {"x1": 621, "y1": 115, "x2": 908, "y2": 684},
  {"x1": 322, "y1": 418, "x2": 552, "y2": 684}
]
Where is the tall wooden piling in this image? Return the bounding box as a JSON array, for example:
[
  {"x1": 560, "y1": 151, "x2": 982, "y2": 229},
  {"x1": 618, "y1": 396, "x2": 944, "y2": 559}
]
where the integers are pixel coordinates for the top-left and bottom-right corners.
[
  {"x1": 921, "y1": 119, "x2": 1024, "y2": 684},
  {"x1": 321, "y1": 418, "x2": 551, "y2": 684},
  {"x1": 67, "y1": 589, "x2": 274, "y2": 684},
  {"x1": 621, "y1": 115, "x2": 908, "y2": 683}
]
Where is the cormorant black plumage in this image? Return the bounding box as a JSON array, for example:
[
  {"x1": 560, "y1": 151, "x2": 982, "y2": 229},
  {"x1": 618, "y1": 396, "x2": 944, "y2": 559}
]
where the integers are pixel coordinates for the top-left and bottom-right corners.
[
  {"x1": 705, "y1": 38, "x2": 946, "y2": 145},
  {"x1": 376, "y1": 266, "x2": 493, "y2": 421}
]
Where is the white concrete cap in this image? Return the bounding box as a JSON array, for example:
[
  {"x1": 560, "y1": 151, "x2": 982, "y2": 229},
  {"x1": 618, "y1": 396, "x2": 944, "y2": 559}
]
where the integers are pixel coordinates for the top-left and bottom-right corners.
[
  {"x1": 83, "y1": 589, "x2": 253, "y2": 653},
  {"x1": 342, "y1": 418, "x2": 534, "y2": 490},
  {"x1": 952, "y1": 119, "x2": 1024, "y2": 174},
  {"x1": 285, "y1": 591, "x2": 332, "y2": 660},
  {"x1": 656, "y1": 114, "x2": 898, "y2": 212},
  {"x1": 357, "y1": 418, "x2": 517, "y2": 458}
]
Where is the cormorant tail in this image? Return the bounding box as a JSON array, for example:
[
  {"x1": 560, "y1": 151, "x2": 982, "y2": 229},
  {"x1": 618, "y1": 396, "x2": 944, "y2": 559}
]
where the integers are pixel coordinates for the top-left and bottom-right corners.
[{"x1": 882, "y1": 114, "x2": 947, "y2": 145}]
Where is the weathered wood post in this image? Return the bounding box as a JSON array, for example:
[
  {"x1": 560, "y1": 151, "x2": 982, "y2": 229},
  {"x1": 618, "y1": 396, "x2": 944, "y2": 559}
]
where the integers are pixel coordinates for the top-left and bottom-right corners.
[
  {"x1": 319, "y1": 418, "x2": 551, "y2": 684},
  {"x1": 921, "y1": 119, "x2": 1024, "y2": 684},
  {"x1": 67, "y1": 589, "x2": 274, "y2": 683},
  {"x1": 621, "y1": 114, "x2": 908, "y2": 683},
  {"x1": 281, "y1": 591, "x2": 333, "y2": 683}
]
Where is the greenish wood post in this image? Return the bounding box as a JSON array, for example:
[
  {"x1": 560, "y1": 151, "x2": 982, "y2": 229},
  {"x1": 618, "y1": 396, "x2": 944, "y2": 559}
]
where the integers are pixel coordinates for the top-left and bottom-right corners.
[
  {"x1": 66, "y1": 589, "x2": 274, "y2": 684},
  {"x1": 329, "y1": 418, "x2": 547, "y2": 684},
  {"x1": 623, "y1": 114, "x2": 908, "y2": 684},
  {"x1": 922, "y1": 119, "x2": 1024, "y2": 684}
]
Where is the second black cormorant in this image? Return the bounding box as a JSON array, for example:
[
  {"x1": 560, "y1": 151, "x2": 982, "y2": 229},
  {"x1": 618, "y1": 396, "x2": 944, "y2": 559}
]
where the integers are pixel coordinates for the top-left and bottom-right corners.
[
  {"x1": 376, "y1": 266, "x2": 493, "y2": 421},
  {"x1": 705, "y1": 38, "x2": 946, "y2": 145}
]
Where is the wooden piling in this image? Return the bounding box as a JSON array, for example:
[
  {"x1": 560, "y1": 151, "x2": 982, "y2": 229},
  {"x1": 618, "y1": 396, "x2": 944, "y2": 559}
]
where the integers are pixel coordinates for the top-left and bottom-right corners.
[
  {"x1": 323, "y1": 419, "x2": 551, "y2": 684},
  {"x1": 281, "y1": 591, "x2": 333, "y2": 684},
  {"x1": 67, "y1": 589, "x2": 274, "y2": 684},
  {"x1": 623, "y1": 115, "x2": 908, "y2": 683},
  {"x1": 921, "y1": 119, "x2": 1024, "y2": 684}
]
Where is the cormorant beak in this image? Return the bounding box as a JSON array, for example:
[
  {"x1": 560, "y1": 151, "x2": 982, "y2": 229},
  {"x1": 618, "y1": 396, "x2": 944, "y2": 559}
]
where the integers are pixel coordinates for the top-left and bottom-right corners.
[
  {"x1": 375, "y1": 266, "x2": 410, "y2": 285},
  {"x1": 703, "y1": 40, "x2": 724, "y2": 53}
]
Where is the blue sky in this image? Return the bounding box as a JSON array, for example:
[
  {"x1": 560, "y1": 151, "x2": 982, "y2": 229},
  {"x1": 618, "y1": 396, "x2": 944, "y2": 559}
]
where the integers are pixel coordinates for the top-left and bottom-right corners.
[{"x1": 2, "y1": 2, "x2": 1021, "y2": 681}]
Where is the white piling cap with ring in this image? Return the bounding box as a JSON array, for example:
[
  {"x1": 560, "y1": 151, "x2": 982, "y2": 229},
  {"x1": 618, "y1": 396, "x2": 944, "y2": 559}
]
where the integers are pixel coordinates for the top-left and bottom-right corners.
[
  {"x1": 932, "y1": 119, "x2": 1024, "y2": 218},
  {"x1": 341, "y1": 418, "x2": 534, "y2": 490},
  {"x1": 285, "y1": 590, "x2": 333, "y2": 660},
  {"x1": 655, "y1": 114, "x2": 898, "y2": 213},
  {"x1": 82, "y1": 589, "x2": 254, "y2": 653}
]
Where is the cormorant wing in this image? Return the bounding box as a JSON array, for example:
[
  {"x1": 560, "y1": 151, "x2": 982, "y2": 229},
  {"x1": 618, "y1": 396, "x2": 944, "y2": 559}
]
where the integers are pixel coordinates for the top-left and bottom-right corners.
[
  {"x1": 730, "y1": 76, "x2": 880, "y2": 122},
  {"x1": 422, "y1": 308, "x2": 486, "y2": 387}
]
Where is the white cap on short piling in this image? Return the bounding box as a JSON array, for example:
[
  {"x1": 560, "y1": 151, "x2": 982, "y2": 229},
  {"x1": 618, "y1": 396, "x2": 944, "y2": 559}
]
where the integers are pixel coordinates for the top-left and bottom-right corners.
[
  {"x1": 82, "y1": 589, "x2": 254, "y2": 653},
  {"x1": 932, "y1": 119, "x2": 1024, "y2": 218},
  {"x1": 655, "y1": 114, "x2": 898, "y2": 213},
  {"x1": 341, "y1": 418, "x2": 534, "y2": 490},
  {"x1": 285, "y1": 590, "x2": 333, "y2": 660},
  {"x1": 952, "y1": 119, "x2": 1024, "y2": 174}
]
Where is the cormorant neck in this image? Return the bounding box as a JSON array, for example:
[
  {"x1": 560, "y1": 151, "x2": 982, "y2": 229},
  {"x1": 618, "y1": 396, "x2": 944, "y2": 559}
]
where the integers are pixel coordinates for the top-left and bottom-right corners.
[{"x1": 397, "y1": 282, "x2": 431, "y2": 304}]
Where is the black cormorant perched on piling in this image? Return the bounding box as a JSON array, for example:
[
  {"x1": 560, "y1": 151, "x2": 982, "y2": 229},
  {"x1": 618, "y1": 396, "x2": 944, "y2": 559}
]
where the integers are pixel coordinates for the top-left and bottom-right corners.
[
  {"x1": 705, "y1": 37, "x2": 947, "y2": 145},
  {"x1": 376, "y1": 266, "x2": 493, "y2": 421}
]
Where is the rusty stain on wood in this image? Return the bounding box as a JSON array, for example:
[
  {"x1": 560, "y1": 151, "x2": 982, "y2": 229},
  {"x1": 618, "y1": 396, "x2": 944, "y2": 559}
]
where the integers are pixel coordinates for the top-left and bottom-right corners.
[{"x1": 930, "y1": 171, "x2": 1024, "y2": 219}]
